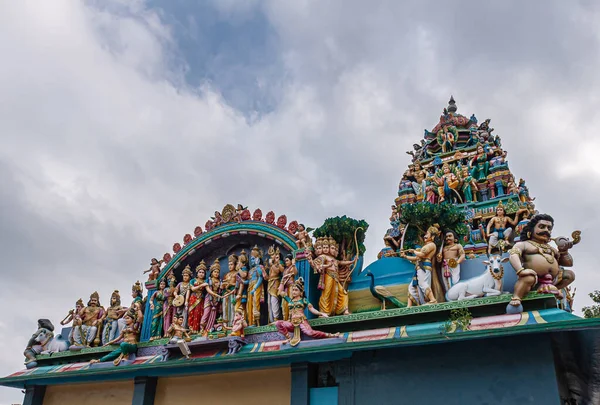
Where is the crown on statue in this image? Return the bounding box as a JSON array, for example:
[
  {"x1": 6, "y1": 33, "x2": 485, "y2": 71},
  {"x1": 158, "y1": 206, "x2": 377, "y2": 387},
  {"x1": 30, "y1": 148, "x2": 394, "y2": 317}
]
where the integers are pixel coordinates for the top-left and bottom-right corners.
[
  {"x1": 293, "y1": 277, "x2": 305, "y2": 294},
  {"x1": 132, "y1": 281, "x2": 143, "y2": 293},
  {"x1": 182, "y1": 265, "x2": 193, "y2": 278},
  {"x1": 197, "y1": 260, "x2": 208, "y2": 272},
  {"x1": 90, "y1": 291, "x2": 100, "y2": 300},
  {"x1": 210, "y1": 259, "x2": 220, "y2": 272},
  {"x1": 76, "y1": 298, "x2": 84, "y2": 307}
]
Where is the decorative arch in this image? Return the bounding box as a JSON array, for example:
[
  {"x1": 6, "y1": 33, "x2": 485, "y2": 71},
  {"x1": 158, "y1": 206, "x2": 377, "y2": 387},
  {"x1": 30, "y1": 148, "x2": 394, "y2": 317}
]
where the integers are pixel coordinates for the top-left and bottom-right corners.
[{"x1": 153, "y1": 221, "x2": 299, "y2": 286}]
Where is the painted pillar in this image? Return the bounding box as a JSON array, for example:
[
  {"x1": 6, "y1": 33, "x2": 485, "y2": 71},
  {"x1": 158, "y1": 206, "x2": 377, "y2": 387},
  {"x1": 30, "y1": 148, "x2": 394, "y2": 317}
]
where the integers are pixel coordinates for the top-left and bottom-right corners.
[
  {"x1": 291, "y1": 362, "x2": 310, "y2": 405},
  {"x1": 141, "y1": 288, "x2": 155, "y2": 342},
  {"x1": 132, "y1": 376, "x2": 157, "y2": 405},
  {"x1": 23, "y1": 385, "x2": 45, "y2": 405}
]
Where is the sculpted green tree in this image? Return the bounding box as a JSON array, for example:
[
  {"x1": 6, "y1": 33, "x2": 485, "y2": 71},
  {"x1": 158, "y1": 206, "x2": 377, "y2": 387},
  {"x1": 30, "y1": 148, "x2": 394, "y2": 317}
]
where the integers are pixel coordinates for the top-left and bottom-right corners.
[
  {"x1": 583, "y1": 291, "x2": 600, "y2": 319},
  {"x1": 398, "y1": 202, "x2": 469, "y2": 249},
  {"x1": 313, "y1": 216, "x2": 369, "y2": 260}
]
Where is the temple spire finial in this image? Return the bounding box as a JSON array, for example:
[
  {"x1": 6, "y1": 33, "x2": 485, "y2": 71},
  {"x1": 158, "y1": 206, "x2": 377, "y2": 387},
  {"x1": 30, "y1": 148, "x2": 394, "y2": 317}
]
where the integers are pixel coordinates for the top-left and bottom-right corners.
[{"x1": 447, "y1": 95, "x2": 457, "y2": 114}]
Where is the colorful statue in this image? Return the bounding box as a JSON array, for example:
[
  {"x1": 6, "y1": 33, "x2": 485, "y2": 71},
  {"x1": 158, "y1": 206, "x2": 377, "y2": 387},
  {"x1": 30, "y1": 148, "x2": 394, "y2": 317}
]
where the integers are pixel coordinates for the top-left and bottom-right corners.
[
  {"x1": 144, "y1": 258, "x2": 163, "y2": 281},
  {"x1": 149, "y1": 280, "x2": 167, "y2": 340},
  {"x1": 310, "y1": 237, "x2": 355, "y2": 316},
  {"x1": 459, "y1": 165, "x2": 478, "y2": 202},
  {"x1": 267, "y1": 246, "x2": 284, "y2": 322},
  {"x1": 166, "y1": 314, "x2": 192, "y2": 344},
  {"x1": 188, "y1": 262, "x2": 207, "y2": 334},
  {"x1": 507, "y1": 214, "x2": 578, "y2": 313},
  {"x1": 410, "y1": 161, "x2": 428, "y2": 201},
  {"x1": 224, "y1": 308, "x2": 247, "y2": 338},
  {"x1": 75, "y1": 292, "x2": 105, "y2": 347},
  {"x1": 437, "y1": 230, "x2": 466, "y2": 291},
  {"x1": 252, "y1": 209, "x2": 263, "y2": 221},
  {"x1": 436, "y1": 125, "x2": 457, "y2": 153},
  {"x1": 131, "y1": 281, "x2": 145, "y2": 332},
  {"x1": 24, "y1": 319, "x2": 69, "y2": 369},
  {"x1": 101, "y1": 291, "x2": 127, "y2": 345},
  {"x1": 174, "y1": 266, "x2": 193, "y2": 327},
  {"x1": 486, "y1": 201, "x2": 527, "y2": 255},
  {"x1": 199, "y1": 259, "x2": 223, "y2": 336},
  {"x1": 518, "y1": 178, "x2": 534, "y2": 203},
  {"x1": 221, "y1": 254, "x2": 238, "y2": 326},
  {"x1": 275, "y1": 278, "x2": 339, "y2": 347},
  {"x1": 60, "y1": 298, "x2": 84, "y2": 345},
  {"x1": 90, "y1": 308, "x2": 139, "y2": 366},
  {"x1": 247, "y1": 246, "x2": 265, "y2": 326},
  {"x1": 294, "y1": 224, "x2": 312, "y2": 250},
  {"x1": 446, "y1": 255, "x2": 507, "y2": 301},
  {"x1": 234, "y1": 250, "x2": 250, "y2": 315},
  {"x1": 280, "y1": 254, "x2": 298, "y2": 321},
  {"x1": 470, "y1": 143, "x2": 491, "y2": 182},
  {"x1": 401, "y1": 225, "x2": 445, "y2": 307},
  {"x1": 162, "y1": 275, "x2": 177, "y2": 337},
  {"x1": 433, "y1": 163, "x2": 460, "y2": 203},
  {"x1": 265, "y1": 211, "x2": 275, "y2": 225}
]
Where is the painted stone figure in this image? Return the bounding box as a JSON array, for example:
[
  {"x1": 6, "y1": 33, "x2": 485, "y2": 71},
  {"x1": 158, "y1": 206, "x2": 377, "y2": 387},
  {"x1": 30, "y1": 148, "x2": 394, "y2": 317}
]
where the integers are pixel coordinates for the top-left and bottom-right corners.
[
  {"x1": 437, "y1": 230, "x2": 466, "y2": 291},
  {"x1": 74, "y1": 292, "x2": 105, "y2": 347},
  {"x1": 131, "y1": 281, "x2": 145, "y2": 333},
  {"x1": 470, "y1": 143, "x2": 491, "y2": 182},
  {"x1": 507, "y1": 214, "x2": 577, "y2": 313},
  {"x1": 235, "y1": 250, "x2": 250, "y2": 315},
  {"x1": 144, "y1": 258, "x2": 163, "y2": 281},
  {"x1": 221, "y1": 254, "x2": 238, "y2": 326},
  {"x1": 280, "y1": 254, "x2": 298, "y2": 321},
  {"x1": 149, "y1": 279, "x2": 167, "y2": 340},
  {"x1": 224, "y1": 308, "x2": 247, "y2": 338},
  {"x1": 460, "y1": 165, "x2": 478, "y2": 203},
  {"x1": 294, "y1": 224, "x2": 312, "y2": 250},
  {"x1": 275, "y1": 278, "x2": 339, "y2": 347},
  {"x1": 101, "y1": 290, "x2": 127, "y2": 345},
  {"x1": 267, "y1": 245, "x2": 284, "y2": 322},
  {"x1": 175, "y1": 266, "x2": 193, "y2": 328},
  {"x1": 167, "y1": 314, "x2": 192, "y2": 344},
  {"x1": 486, "y1": 201, "x2": 527, "y2": 255},
  {"x1": 199, "y1": 259, "x2": 223, "y2": 336},
  {"x1": 434, "y1": 163, "x2": 460, "y2": 203},
  {"x1": 401, "y1": 225, "x2": 445, "y2": 307},
  {"x1": 24, "y1": 319, "x2": 69, "y2": 368},
  {"x1": 187, "y1": 262, "x2": 207, "y2": 334},
  {"x1": 60, "y1": 298, "x2": 84, "y2": 345},
  {"x1": 163, "y1": 275, "x2": 177, "y2": 337},
  {"x1": 90, "y1": 308, "x2": 139, "y2": 366},
  {"x1": 410, "y1": 161, "x2": 428, "y2": 201},
  {"x1": 247, "y1": 246, "x2": 265, "y2": 326}
]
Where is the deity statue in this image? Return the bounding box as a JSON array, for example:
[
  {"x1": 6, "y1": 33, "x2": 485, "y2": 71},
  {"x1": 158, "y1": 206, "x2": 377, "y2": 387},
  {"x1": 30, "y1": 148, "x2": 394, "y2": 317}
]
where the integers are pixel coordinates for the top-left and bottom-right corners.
[
  {"x1": 518, "y1": 178, "x2": 534, "y2": 203},
  {"x1": 187, "y1": 262, "x2": 207, "y2": 334},
  {"x1": 234, "y1": 204, "x2": 246, "y2": 223},
  {"x1": 162, "y1": 275, "x2": 177, "y2": 337},
  {"x1": 149, "y1": 280, "x2": 167, "y2": 340},
  {"x1": 90, "y1": 308, "x2": 139, "y2": 366},
  {"x1": 425, "y1": 184, "x2": 437, "y2": 204},
  {"x1": 401, "y1": 225, "x2": 445, "y2": 307},
  {"x1": 144, "y1": 258, "x2": 163, "y2": 281},
  {"x1": 75, "y1": 292, "x2": 105, "y2": 347},
  {"x1": 433, "y1": 163, "x2": 460, "y2": 203},
  {"x1": 410, "y1": 161, "x2": 428, "y2": 201},
  {"x1": 436, "y1": 230, "x2": 466, "y2": 291},
  {"x1": 267, "y1": 246, "x2": 284, "y2": 322},
  {"x1": 280, "y1": 254, "x2": 298, "y2": 321},
  {"x1": 275, "y1": 278, "x2": 340, "y2": 347},
  {"x1": 166, "y1": 314, "x2": 192, "y2": 344},
  {"x1": 130, "y1": 281, "x2": 145, "y2": 332},
  {"x1": 436, "y1": 125, "x2": 457, "y2": 153},
  {"x1": 60, "y1": 298, "x2": 84, "y2": 345},
  {"x1": 383, "y1": 206, "x2": 402, "y2": 250},
  {"x1": 234, "y1": 250, "x2": 250, "y2": 315},
  {"x1": 459, "y1": 165, "x2": 478, "y2": 203},
  {"x1": 247, "y1": 246, "x2": 265, "y2": 326},
  {"x1": 199, "y1": 259, "x2": 223, "y2": 336},
  {"x1": 294, "y1": 224, "x2": 312, "y2": 250},
  {"x1": 223, "y1": 308, "x2": 247, "y2": 338},
  {"x1": 24, "y1": 319, "x2": 57, "y2": 367},
  {"x1": 174, "y1": 266, "x2": 193, "y2": 327},
  {"x1": 507, "y1": 214, "x2": 577, "y2": 313},
  {"x1": 311, "y1": 237, "x2": 355, "y2": 316},
  {"x1": 213, "y1": 211, "x2": 224, "y2": 227},
  {"x1": 486, "y1": 201, "x2": 528, "y2": 255},
  {"x1": 507, "y1": 175, "x2": 519, "y2": 196},
  {"x1": 100, "y1": 290, "x2": 127, "y2": 345},
  {"x1": 470, "y1": 143, "x2": 492, "y2": 182},
  {"x1": 221, "y1": 254, "x2": 238, "y2": 326}
]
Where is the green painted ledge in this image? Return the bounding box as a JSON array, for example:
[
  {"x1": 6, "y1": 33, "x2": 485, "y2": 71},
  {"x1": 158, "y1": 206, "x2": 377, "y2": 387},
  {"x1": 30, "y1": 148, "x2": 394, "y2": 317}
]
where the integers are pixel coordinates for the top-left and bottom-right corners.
[{"x1": 3, "y1": 316, "x2": 600, "y2": 389}]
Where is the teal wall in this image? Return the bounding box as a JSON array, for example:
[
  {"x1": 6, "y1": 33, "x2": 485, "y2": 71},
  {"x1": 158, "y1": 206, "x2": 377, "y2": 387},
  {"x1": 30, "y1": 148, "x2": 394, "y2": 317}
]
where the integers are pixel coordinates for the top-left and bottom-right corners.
[{"x1": 346, "y1": 334, "x2": 559, "y2": 405}]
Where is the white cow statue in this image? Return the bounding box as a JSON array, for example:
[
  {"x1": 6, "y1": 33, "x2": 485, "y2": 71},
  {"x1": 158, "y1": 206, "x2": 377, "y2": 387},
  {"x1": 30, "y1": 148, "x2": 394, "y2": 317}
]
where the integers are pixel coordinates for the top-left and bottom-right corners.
[{"x1": 446, "y1": 255, "x2": 508, "y2": 301}]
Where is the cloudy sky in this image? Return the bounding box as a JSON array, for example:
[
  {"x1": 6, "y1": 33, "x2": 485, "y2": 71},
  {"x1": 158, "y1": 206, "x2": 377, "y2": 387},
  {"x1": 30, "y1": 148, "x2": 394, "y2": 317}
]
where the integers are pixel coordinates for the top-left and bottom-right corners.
[{"x1": 1, "y1": 0, "x2": 600, "y2": 402}]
